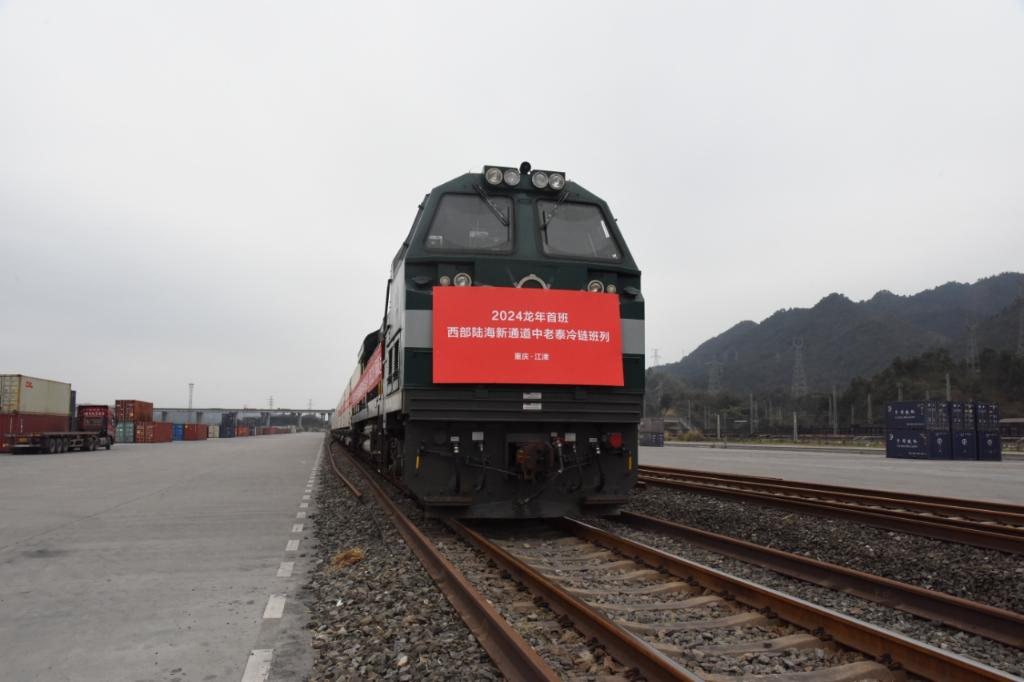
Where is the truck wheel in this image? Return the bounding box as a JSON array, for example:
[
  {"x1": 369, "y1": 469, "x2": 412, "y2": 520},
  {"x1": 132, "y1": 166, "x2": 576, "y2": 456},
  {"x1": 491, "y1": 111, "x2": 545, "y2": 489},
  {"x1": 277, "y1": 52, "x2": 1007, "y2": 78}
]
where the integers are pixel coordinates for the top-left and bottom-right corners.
[
  {"x1": 86, "y1": 437, "x2": 95, "y2": 451},
  {"x1": 46, "y1": 438, "x2": 57, "y2": 454},
  {"x1": 60, "y1": 439, "x2": 68, "y2": 453},
  {"x1": 105, "y1": 438, "x2": 111, "y2": 450}
]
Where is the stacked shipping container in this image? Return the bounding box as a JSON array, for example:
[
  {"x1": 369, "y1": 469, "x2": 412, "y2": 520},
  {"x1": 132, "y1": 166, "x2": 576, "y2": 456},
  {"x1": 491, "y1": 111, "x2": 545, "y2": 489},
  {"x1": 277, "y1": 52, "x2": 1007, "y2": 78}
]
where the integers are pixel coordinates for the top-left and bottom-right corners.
[
  {"x1": 887, "y1": 401, "x2": 1002, "y2": 461},
  {"x1": 975, "y1": 402, "x2": 1002, "y2": 461},
  {"x1": 1, "y1": 375, "x2": 73, "y2": 450},
  {"x1": 885, "y1": 401, "x2": 950, "y2": 459}
]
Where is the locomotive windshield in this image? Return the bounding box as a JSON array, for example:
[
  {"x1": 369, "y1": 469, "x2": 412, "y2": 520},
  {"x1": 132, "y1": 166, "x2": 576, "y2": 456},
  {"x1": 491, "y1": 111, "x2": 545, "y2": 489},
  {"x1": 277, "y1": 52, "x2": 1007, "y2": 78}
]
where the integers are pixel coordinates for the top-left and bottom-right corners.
[
  {"x1": 424, "y1": 194, "x2": 512, "y2": 252},
  {"x1": 539, "y1": 200, "x2": 621, "y2": 261}
]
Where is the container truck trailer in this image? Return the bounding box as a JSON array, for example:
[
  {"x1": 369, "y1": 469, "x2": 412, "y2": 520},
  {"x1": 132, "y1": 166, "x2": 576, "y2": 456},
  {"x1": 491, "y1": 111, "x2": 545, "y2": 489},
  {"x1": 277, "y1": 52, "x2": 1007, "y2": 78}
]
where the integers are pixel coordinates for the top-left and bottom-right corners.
[{"x1": 0, "y1": 375, "x2": 115, "y2": 453}]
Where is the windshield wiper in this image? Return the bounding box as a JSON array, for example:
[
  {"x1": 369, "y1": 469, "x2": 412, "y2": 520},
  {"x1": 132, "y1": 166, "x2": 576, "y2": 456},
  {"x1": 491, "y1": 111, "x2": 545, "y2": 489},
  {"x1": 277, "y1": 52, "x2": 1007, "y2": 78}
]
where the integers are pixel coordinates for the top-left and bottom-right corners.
[
  {"x1": 474, "y1": 184, "x2": 509, "y2": 227},
  {"x1": 541, "y1": 188, "x2": 571, "y2": 227}
]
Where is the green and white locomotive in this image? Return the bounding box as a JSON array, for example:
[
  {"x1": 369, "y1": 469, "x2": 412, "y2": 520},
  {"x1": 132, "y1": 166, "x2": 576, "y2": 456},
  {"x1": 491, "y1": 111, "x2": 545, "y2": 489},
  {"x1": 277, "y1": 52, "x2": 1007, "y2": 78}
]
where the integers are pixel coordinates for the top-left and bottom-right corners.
[{"x1": 331, "y1": 162, "x2": 644, "y2": 518}]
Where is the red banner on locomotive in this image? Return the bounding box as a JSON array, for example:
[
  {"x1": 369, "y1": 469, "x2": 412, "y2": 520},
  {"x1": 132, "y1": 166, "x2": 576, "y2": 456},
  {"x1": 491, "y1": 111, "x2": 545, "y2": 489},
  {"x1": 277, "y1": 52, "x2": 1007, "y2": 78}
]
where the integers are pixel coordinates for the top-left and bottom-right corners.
[{"x1": 432, "y1": 287, "x2": 624, "y2": 386}]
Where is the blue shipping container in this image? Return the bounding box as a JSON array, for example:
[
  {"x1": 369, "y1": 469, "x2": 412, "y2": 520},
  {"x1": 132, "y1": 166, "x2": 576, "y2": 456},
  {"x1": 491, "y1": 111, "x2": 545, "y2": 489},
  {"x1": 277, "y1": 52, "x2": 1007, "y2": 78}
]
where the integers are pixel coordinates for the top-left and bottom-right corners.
[
  {"x1": 948, "y1": 402, "x2": 976, "y2": 430},
  {"x1": 220, "y1": 426, "x2": 235, "y2": 438},
  {"x1": 975, "y1": 402, "x2": 1000, "y2": 431},
  {"x1": 886, "y1": 401, "x2": 949, "y2": 431},
  {"x1": 977, "y1": 431, "x2": 1002, "y2": 461},
  {"x1": 886, "y1": 430, "x2": 930, "y2": 459},
  {"x1": 172, "y1": 424, "x2": 185, "y2": 441},
  {"x1": 951, "y1": 430, "x2": 978, "y2": 460}
]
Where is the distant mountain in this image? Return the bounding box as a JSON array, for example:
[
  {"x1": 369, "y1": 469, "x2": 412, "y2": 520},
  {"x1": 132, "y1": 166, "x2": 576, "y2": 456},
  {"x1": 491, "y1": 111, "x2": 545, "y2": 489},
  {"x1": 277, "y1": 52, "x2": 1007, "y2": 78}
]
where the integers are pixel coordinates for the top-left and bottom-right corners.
[{"x1": 659, "y1": 272, "x2": 1024, "y2": 393}]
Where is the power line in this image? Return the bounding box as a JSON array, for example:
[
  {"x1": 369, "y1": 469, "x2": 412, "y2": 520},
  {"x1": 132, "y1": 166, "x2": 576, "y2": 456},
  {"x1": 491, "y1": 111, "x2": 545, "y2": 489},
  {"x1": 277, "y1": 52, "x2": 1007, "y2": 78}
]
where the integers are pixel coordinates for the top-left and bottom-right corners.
[
  {"x1": 791, "y1": 338, "x2": 808, "y2": 398},
  {"x1": 706, "y1": 357, "x2": 723, "y2": 394},
  {"x1": 966, "y1": 321, "x2": 979, "y2": 373}
]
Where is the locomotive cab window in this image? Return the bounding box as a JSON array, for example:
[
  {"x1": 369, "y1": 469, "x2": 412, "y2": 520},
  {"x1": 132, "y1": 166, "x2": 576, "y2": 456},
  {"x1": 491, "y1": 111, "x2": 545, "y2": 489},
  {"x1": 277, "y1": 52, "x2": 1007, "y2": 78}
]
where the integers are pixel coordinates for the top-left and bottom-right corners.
[
  {"x1": 424, "y1": 194, "x2": 513, "y2": 252},
  {"x1": 539, "y1": 201, "x2": 621, "y2": 262}
]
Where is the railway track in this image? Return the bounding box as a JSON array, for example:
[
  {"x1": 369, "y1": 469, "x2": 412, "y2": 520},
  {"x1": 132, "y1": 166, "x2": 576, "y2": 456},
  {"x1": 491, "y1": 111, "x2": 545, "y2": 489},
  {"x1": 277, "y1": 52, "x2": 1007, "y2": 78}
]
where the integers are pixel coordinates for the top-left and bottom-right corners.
[
  {"x1": 612, "y1": 510, "x2": 1024, "y2": 649},
  {"x1": 637, "y1": 465, "x2": 1024, "y2": 555},
  {"x1": 326, "y1": 442, "x2": 1020, "y2": 681}
]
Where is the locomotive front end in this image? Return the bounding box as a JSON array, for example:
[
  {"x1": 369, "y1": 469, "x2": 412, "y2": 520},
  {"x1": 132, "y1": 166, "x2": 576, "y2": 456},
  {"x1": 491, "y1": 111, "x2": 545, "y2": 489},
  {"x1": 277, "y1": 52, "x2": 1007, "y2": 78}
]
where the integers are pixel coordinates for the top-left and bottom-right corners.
[{"x1": 340, "y1": 162, "x2": 644, "y2": 518}]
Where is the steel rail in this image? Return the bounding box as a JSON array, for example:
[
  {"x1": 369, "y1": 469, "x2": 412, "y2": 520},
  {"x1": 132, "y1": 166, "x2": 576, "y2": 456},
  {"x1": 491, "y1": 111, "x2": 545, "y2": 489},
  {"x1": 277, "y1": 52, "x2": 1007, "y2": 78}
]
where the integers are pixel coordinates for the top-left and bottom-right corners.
[
  {"x1": 329, "y1": 445, "x2": 560, "y2": 682},
  {"x1": 640, "y1": 465, "x2": 1024, "y2": 523},
  {"x1": 446, "y1": 518, "x2": 702, "y2": 682},
  {"x1": 640, "y1": 469, "x2": 1024, "y2": 538},
  {"x1": 556, "y1": 517, "x2": 1018, "y2": 682},
  {"x1": 616, "y1": 510, "x2": 1024, "y2": 648},
  {"x1": 638, "y1": 471, "x2": 1024, "y2": 555},
  {"x1": 325, "y1": 442, "x2": 364, "y2": 501}
]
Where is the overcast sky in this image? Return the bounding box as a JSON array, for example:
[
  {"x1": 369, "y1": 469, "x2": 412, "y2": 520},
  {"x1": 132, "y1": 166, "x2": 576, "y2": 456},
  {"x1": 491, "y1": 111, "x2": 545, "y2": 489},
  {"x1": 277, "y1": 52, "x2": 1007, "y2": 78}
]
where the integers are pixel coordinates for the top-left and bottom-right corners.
[{"x1": 2, "y1": 1, "x2": 1023, "y2": 409}]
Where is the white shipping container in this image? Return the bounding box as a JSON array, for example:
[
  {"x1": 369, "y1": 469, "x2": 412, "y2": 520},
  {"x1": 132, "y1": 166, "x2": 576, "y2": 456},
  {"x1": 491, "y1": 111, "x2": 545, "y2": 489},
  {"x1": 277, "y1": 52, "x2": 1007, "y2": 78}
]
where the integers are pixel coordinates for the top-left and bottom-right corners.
[
  {"x1": 0, "y1": 375, "x2": 72, "y2": 416},
  {"x1": 209, "y1": 424, "x2": 220, "y2": 438}
]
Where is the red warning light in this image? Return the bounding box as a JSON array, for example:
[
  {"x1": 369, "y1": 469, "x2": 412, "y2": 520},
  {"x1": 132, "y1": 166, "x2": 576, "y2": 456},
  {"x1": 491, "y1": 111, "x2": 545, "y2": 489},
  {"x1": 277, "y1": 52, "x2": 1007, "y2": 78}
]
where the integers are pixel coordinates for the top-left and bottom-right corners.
[{"x1": 607, "y1": 432, "x2": 623, "y2": 449}]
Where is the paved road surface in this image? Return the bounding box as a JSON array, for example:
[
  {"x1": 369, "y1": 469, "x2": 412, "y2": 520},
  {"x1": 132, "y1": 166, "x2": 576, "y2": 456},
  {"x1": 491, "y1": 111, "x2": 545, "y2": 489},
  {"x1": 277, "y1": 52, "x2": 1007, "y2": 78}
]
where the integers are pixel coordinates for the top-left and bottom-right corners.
[
  {"x1": 0, "y1": 432, "x2": 321, "y2": 681},
  {"x1": 640, "y1": 444, "x2": 1024, "y2": 504}
]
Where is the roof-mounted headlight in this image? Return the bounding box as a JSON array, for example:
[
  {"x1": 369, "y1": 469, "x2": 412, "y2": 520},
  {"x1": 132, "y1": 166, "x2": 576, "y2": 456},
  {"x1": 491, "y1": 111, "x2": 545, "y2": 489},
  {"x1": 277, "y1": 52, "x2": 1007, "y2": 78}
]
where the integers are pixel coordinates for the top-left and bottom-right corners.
[
  {"x1": 531, "y1": 171, "x2": 549, "y2": 189},
  {"x1": 454, "y1": 272, "x2": 472, "y2": 287},
  {"x1": 484, "y1": 167, "x2": 503, "y2": 186},
  {"x1": 548, "y1": 173, "x2": 565, "y2": 190},
  {"x1": 587, "y1": 280, "x2": 604, "y2": 293},
  {"x1": 503, "y1": 169, "x2": 521, "y2": 186}
]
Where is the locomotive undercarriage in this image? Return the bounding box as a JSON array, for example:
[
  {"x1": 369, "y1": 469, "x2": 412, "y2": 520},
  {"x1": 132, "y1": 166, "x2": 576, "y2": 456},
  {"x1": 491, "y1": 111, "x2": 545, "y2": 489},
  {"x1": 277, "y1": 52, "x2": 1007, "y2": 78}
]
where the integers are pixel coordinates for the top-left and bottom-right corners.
[{"x1": 341, "y1": 416, "x2": 637, "y2": 518}]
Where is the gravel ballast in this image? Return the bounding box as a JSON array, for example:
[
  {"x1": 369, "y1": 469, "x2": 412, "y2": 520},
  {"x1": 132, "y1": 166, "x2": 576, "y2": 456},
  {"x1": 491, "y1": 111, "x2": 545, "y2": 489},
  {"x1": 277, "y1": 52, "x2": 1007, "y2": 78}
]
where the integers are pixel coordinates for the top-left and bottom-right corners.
[
  {"x1": 626, "y1": 485, "x2": 1024, "y2": 612},
  {"x1": 305, "y1": 444, "x2": 500, "y2": 681},
  {"x1": 588, "y1": 485, "x2": 1024, "y2": 676}
]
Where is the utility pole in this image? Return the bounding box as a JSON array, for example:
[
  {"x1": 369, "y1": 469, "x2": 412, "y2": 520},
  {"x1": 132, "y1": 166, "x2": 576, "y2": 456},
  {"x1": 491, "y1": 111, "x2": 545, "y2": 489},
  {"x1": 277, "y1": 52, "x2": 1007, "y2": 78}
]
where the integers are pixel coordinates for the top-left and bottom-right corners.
[
  {"x1": 687, "y1": 400, "x2": 692, "y2": 429},
  {"x1": 308, "y1": 398, "x2": 313, "y2": 410},
  {"x1": 867, "y1": 393, "x2": 873, "y2": 424},
  {"x1": 716, "y1": 413, "x2": 721, "y2": 441},
  {"x1": 269, "y1": 395, "x2": 274, "y2": 410},
  {"x1": 945, "y1": 373, "x2": 951, "y2": 401},
  {"x1": 897, "y1": 383, "x2": 903, "y2": 400},
  {"x1": 850, "y1": 404, "x2": 855, "y2": 427},
  {"x1": 792, "y1": 411, "x2": 798, "y2": 442},
  {"x1": 188, "y1": 383, "x2": 194, "y2": 410},
  {"x1": 652, "y1": 348, "x2": 661, "y2": 367},
  {"x1": 827, "y1": 385, "x2": 835, "y2": 432},
  {"x1": 925, "y1": 390, "x2": 930, "y2": 401},
  {"x1": 749, "y1": 393, "x2": 755, "y2": 436}
]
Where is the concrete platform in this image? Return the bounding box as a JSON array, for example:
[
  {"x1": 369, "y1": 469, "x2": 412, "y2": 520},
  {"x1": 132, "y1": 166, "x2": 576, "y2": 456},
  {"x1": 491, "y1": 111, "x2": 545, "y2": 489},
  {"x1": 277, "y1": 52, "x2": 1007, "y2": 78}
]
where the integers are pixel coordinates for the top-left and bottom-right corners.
[
  {"x1": 639, "y1": 444, "x2": 1024, "y2": 505},
  {"x1": 0, "y1": 432, "x2": 322, "y2": 681}
]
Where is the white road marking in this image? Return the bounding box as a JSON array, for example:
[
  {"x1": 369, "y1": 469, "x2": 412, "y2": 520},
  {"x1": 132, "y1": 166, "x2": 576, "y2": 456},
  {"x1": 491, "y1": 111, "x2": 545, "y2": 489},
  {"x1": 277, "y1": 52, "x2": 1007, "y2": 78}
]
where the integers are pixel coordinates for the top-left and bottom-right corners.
[
  {"x1": 263, "y1": 594, "x2": 286, "y2": 619},
  {"x1": 286, "y1": 539, "x2": 300, "y2": 552},
  {"x1": 299, "y1": 502, "x2": 308, "y2": 509},
  {"x1": 277, "y1": 561, "x2": 294, "y2": 578},
  {"x1": 241, "y1": 649, "x2": 273, "y2": 682},
  {"x1": 291, "y1": 523, "x2": 304, "y2": 533},
  {"x1": 296, "y1": 511, "x2": 306, "y2": 519}
]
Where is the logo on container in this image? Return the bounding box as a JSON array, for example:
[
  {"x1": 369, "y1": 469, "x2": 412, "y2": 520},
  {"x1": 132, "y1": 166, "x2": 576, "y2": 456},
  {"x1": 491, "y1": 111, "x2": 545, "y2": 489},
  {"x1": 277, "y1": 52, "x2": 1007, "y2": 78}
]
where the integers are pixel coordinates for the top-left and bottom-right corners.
[{"x1": 24, "y1": 381, "x2": 33, "y2": 388}]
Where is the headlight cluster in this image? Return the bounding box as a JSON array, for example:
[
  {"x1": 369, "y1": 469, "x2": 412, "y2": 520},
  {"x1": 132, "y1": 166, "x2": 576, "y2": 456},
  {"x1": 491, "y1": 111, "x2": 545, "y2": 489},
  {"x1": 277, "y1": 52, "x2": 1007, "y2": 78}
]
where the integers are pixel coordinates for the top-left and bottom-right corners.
[
  {"x1": 484, "y1": 165, "x2": 565, "y2": 191},
  {"x1": 587, "y1": 280, "x2": 619, "y2": 294}
]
